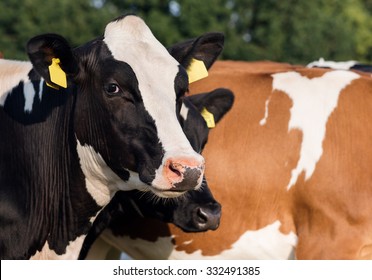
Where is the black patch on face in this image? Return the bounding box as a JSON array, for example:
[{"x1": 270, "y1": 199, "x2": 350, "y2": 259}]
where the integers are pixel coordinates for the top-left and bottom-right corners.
[
  {"x1": 178, "y1": 97, "x2": 209, "y2": 153},
  {"x1": 73, "y1": 41, "x2": 164, "y2": 184}
]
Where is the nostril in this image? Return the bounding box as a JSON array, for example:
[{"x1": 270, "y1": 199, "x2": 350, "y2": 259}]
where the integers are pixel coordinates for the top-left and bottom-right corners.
[
  {"x1": 164, "y1": 157, "x2": 204, "y2": 190},
  {"x1": 164, "y1": 160, "x2": 185, "y2": 184},
  {"x1": 211, "y1": 202, "x2": 222, "y2": 214},
  {"x1": 194, "y1": 204, "x2": 221, "y2": 231},
  {"x1": 169, "y1": 162, "x2": 183, "y2": 178},
  {"x1": 196, "y1": 207, "x2": 208, "y2": 224}
]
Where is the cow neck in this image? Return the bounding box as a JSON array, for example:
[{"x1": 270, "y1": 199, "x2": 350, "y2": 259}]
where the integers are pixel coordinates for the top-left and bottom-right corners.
[
  {"x1": 1, "y1": 74, "x2": 100, "y2": 258},
  {"x1": 39, "y1": 83, "x2": 102, "y2": 257}
]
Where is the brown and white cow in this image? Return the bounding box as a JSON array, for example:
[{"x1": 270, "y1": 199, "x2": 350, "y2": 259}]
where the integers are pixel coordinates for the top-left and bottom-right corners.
[{"x1": 91, "y1": 60, "x2": 372, "y2": 260}]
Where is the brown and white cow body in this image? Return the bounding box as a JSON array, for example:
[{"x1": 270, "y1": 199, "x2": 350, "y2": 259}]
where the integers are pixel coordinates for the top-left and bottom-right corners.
[{"x1": 91, "y1": 60, "x2": 372, "y2": 260}]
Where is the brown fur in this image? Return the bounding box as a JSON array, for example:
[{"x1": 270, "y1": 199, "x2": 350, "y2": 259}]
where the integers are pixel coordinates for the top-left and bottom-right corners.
[
  {"x1": 92, "y1": 60, "x2": 372, "y2": 260},
  {"x1": 169, "y1": 60, "x2": 372, "y2": 259}
]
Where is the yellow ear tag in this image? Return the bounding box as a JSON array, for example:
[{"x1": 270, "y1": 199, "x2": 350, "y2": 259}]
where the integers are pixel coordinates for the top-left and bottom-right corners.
[
  {"x1": 48, "y1": 58, "x2": 67, "y2": 88},
  {"x1": 201, "y1": 107, "x2": 215, "y2": 128},
  {"x1": 187, "y1": 58, "x2": 208, "y2": 84}
]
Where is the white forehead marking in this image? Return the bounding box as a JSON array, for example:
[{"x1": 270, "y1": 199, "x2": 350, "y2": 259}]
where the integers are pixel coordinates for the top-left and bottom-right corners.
[
  {"x1": 103, "y1": 16, "x2": 196, "y2": 156},
  {"x1": 95, "y1": 220, "x2": 297, "y2": 260},
  {"x1": 76, "y1": 140, "x2": 148, "y2": 207},
  {"x1": 307, "y1": 57, "x2": 358, "y2": 70},
  {"x1": 0, "y1": 60, "x2": 32, "y2": 106},
  {"x1": 267, "y1": 70, "x2": 359, "y2": 190}
]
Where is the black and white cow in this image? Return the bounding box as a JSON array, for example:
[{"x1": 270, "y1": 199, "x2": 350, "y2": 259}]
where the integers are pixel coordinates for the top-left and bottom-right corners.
[
  {"x1": 79, "y1": 88, "x2": 234, "y2": 259},
  {"x1": 0, "y1": 15, "x2": 224, "y2": 259}
]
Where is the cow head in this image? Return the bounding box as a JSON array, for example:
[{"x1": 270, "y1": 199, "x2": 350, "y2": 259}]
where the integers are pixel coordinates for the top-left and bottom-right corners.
[
  {"x1": 26, "y1": 15, "x2": 224, "y2": 200},
  {"x1": 111, "y1": 88, "x2": 234, "y2": 231},
  {"x1": 151, "y1": 88, "x2": 234, "y2": 231}
]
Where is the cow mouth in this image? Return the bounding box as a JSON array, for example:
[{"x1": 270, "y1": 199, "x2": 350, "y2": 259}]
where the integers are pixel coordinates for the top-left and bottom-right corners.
[
  {"x1": 149, "y1": 186, "x2": 187, "y2": 198},
  {"x1": 148, "y1": 178, "x2": 203, "y2": 198}
]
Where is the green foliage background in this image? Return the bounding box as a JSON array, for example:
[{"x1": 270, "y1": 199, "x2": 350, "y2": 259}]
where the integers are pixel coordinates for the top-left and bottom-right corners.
[{"x1": 1, "y1": 0, "x2": 372, "y2": 64}]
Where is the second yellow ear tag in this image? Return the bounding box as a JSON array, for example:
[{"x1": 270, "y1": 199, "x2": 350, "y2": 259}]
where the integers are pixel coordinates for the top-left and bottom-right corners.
[
  {"x1": 187, "y1": 58, "x2": 208, "y2": 83},
  {"x1": 201, "y1": 107, "x2": 215, "y2": 128},
  {"x1": 48, "y1": 58, "x2": 67, "y2": 88}
]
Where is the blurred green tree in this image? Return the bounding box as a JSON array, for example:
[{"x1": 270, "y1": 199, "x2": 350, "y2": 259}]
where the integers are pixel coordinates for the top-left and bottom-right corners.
[
  {"x1": 237, "y1": 0, "x2": 372, "y2": 63},
  {"x1": 0, "y1": 0, "x2": 118, "y2": 59},
  {"x1": 1, "y1": 0, "x2": 371, "y2": 63},
  {"x1": 105, "y1": 0, "x2": 372, "y2": 63}
]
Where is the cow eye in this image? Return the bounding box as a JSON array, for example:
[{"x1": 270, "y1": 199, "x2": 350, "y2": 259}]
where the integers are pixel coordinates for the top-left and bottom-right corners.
[{"x1": 105, "y1": 83, "x2": 120, "y2": 95}]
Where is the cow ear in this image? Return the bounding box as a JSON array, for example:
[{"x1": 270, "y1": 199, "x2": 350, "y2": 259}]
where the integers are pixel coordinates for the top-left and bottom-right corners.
[
  {"x1": 26, "y1": 33, "x2": 78, "y2": 85},
  {"x1": 168, "y1": 32, "x2": 224, "y2": 70},
  {"x1": 186, "y1": 88, "x2": 234, "y2": 125}
]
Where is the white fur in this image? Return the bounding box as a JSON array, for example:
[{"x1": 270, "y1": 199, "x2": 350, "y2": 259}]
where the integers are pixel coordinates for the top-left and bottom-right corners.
[
  {"x1": 169, "y1": 221, "x2": 297, "y2": 259},
  {"x1": 103, "y1": 16, "x2": 204, "y2": 192},
  {"x1": 23, "y1": 79, "x2": 36, "y2": 112},
  {"x1": 93, "y1": 220, "x2": 297, "y2": 260},
  {"x1": 307, "y1": 58, "x2": 358, "y2": 70},
  {"x1": 76, "y1": 140, "x2": 149, "y2": 206},
  {"x1": 268, "y1": 70, "x2": 359, "y2": 189},
  {"x1": 259, "y1": 96, "x2": 271, "y2": 125},
  {"x1": 0, "y1": 60, "x2": 33, "y2": 107},
  {"x1": 30, "y1": 235, "x2": 86, "y2": 260},
  {"x1": 38, "y1": 80, "x2": 44, "y2": 101},
  {"x1": 180, "y1": 103, "x2": 189, "y2": 122},
  {"x1": 30, "y1": 139, "x2": 150, "y2": 260}
]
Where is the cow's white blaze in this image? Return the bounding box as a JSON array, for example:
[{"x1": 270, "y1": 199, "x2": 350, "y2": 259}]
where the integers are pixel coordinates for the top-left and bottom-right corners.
[
  {"x1": 96, "y1": 220, "x2": 297, "y2": 260},
  {"x1": 0, "y1": 60, "x2": 33, "y2": 107},
  {"x1": 266, "y1": 70, "x2": 359, "y2": 190},
  {"x1": 103, "y1": 16, "x2": 204, "y2": 191},
  {"x1": 76, "y1": 141, "x2": 148, "y2": 206}
]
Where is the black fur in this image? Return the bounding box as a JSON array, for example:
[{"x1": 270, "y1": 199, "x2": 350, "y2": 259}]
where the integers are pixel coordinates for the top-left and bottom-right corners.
[{"x1": 0, "y1": 17, "x2": 225, "y2": 259}]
